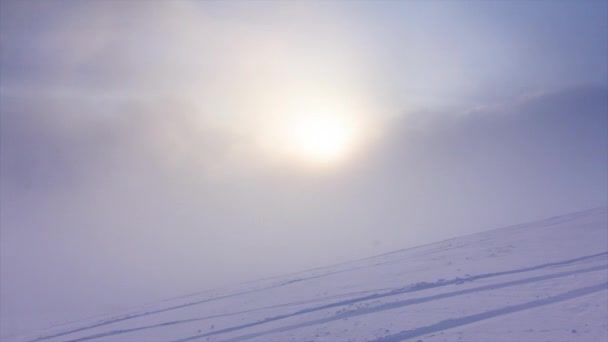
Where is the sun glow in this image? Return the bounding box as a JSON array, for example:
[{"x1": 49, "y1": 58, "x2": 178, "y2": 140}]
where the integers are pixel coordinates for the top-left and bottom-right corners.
[
  {"x1": 252, "y1": 97, "x2": 377, "y2": 169},
  {"x1": 285, "y1": 112, "x2": 361, "y2": 165}
]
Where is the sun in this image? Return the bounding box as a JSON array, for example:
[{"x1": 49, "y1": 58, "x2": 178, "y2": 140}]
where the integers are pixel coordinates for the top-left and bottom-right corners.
[
  {"x1": 287, "y1": 114, "x2": 358, "y2": 164},
  {"x1": 254, "y1": 100, "x2": 374, "y2": 168}
]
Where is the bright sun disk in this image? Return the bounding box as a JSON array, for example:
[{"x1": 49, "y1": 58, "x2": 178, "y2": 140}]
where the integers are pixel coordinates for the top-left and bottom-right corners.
[{"x1": 288, "y1": 114, "x2": 357, "y2": 164}]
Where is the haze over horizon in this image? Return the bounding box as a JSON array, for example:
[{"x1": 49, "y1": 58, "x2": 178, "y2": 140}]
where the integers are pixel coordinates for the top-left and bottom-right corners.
[{"x1": 1, "y1": 0, "x2": 607, "y2": 337}]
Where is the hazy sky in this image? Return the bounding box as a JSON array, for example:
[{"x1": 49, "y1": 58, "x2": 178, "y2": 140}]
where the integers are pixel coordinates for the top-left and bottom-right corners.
[{"x1": 1, "y1": 0, "x2": 607, "y2": 337}]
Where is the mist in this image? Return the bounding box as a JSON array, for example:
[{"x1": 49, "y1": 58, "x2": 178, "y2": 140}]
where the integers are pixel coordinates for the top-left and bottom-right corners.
[{"x1": 1, "y1": 0, "x2": 607, "y2": 337}]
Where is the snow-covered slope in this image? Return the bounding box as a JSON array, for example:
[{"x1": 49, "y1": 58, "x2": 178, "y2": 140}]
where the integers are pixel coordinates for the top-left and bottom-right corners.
[{"x1": 9, "y1": 207, "x2": 608, "y2": 342}]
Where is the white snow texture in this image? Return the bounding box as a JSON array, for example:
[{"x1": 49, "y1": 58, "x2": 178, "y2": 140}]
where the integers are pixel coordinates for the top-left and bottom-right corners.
[{"x1": 7, "y1": 207, "x2": 608, "y2": 342}]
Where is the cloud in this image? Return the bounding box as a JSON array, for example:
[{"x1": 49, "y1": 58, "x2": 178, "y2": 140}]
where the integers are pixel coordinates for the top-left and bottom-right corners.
[{"x1": 350, "y1": 84, "x2": 608, "y2": 239}]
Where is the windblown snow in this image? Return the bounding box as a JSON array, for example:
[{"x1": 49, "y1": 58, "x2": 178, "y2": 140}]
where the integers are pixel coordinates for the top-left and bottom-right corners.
[{"x1": 7, "y1": 207, "x2": 608, "y2": 342}]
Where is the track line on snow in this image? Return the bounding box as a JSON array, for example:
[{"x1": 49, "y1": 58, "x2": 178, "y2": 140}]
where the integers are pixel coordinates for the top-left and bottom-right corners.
[
  {"x1": 372, "y1": 282, "x2": 608, "y2": 342},
  {"x1": 28, "y1": 251, "x2": 607, "y2": 342},
  {"x1": 61, "y1": 288, "x2": 393, "y2": 342},
  {"x1": 25, "y1": 284, "x2": 288, "y2": 342},
  {"x1": 175, "y1": 264, "x2": 608, "y2": 342}
]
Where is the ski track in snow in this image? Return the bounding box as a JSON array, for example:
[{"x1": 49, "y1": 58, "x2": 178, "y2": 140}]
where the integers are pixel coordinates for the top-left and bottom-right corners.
[
  {"x1": 372, "y1": 282, "x2": 608, "y2": 342},
  {"x1": 33, "y1": 252, "x2": 608, "y2": 342},
  {"x1": 196, "y1": 265, "x2": 608, "y2": 342},
  {"x1": 10, "y1": 207, "x2": 608, "y2": 342}
]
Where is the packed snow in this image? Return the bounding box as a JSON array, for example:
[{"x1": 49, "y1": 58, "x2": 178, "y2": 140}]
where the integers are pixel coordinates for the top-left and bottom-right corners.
[{"x1": 7, "y1": 207, "x2": 608, "y2": 342}]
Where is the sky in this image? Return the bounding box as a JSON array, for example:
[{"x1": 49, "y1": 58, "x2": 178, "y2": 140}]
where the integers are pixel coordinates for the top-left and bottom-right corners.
[{"x1": 1, "y1": 0, "x2": 607, "y2": 337}]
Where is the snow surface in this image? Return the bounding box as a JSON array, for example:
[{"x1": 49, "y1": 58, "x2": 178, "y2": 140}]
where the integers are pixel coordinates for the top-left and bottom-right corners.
[{"x1": 7, "y1": 207, "x2": 608, "y2": 342}]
